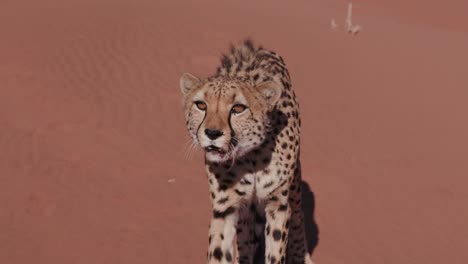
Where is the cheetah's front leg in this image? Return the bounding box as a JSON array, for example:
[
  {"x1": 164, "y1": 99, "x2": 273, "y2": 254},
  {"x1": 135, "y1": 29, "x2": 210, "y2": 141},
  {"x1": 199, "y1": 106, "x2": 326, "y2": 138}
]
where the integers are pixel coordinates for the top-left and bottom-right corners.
[
  {"x1": 264, "y1": 192, "x2": 291, "y2": 264},
  {"x1": 287, "y1": 163, "x2": 313, "y2": 264},
  {"x1": 235, "y1": 205, "x2": 257, "y2": 264},
  {"x1": 207, "y1": 207, "x2": 239, "y2": 264}
]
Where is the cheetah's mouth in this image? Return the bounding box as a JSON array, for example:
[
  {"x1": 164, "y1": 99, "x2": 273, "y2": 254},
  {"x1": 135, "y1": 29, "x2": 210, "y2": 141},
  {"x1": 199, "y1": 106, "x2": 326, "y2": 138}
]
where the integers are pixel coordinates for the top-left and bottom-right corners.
[
  {"x1": 204, "y1": 145, "x2": 230, "y2": 161},
  {"x1": 205, "y1": 145, "x2": 227, "y2": 155}
]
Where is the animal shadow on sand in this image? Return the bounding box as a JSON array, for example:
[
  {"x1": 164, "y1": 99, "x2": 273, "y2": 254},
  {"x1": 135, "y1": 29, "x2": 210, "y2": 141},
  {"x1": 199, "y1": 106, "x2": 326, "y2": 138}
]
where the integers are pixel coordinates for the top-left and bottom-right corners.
[{"x1": 301, "y1": 180, "x2": 319, "y2": 256}]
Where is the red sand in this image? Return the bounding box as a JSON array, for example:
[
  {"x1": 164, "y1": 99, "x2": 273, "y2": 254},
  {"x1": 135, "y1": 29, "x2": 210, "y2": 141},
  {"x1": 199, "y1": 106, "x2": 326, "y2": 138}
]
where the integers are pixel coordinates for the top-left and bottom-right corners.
[{"x1": 1, "y1": 0, "x2": 467, "y2": 263}]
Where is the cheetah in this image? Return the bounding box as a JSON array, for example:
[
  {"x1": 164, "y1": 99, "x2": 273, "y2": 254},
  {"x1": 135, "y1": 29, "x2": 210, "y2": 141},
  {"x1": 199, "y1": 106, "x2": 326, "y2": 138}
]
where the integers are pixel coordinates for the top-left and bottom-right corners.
[{"x1": 180, "y1": 40, "x2": 312, "y2": 264}]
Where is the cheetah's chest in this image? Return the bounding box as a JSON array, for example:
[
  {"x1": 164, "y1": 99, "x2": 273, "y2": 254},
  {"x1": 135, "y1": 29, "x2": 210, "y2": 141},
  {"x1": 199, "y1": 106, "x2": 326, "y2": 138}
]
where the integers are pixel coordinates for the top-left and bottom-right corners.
[{"x1": 232, "y1": 154, "x2": 286, "y2": 201}]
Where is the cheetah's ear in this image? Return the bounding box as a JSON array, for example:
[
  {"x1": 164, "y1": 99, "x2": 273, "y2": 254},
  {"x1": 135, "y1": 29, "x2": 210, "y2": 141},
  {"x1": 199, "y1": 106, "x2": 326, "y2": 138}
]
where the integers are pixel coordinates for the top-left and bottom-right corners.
[
  {"x1": 179, "y1": 73, "x2": 200, "y2": 96},
  {"x1": 256, "y1": 81, "x2": 282, "y2": 106}
]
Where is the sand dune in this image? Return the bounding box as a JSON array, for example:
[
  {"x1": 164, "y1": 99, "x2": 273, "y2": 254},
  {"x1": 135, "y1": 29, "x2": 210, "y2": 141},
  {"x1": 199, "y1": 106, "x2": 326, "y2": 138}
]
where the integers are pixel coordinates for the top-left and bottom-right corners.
[{"x1": 1, "y1": 0, "x2": 467, "y2": 263}]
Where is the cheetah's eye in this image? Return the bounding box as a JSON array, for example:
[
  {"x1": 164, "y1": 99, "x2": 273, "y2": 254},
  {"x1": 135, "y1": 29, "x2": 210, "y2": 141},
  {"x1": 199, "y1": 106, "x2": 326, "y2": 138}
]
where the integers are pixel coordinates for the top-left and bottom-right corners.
[
  {"x1": 194, "y1": 101, "x2": 207, "y2": 111},
  {"x1": 231, "y1": 104, "x2": 247, "y2": 114}
]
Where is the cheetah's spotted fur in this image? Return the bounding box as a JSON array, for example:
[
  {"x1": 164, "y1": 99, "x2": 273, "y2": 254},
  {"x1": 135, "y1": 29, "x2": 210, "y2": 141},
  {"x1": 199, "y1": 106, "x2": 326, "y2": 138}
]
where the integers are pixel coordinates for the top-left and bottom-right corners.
[{"x1": 180, "y1": 40, "x2": 312, "y2": 264}]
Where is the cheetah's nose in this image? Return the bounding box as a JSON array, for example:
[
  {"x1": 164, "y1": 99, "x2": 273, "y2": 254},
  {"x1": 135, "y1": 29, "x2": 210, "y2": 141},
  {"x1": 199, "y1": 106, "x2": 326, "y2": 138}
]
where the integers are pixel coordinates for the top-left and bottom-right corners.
[{"x1": 205, "y1": 129, "x2": 224, "y2": 140}]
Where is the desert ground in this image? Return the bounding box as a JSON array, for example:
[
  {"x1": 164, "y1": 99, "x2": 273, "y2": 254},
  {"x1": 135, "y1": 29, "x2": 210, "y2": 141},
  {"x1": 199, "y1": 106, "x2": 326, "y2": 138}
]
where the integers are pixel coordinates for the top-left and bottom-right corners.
[{"x1": 1, "y1": 0, "x2": 468, "y2": 263}]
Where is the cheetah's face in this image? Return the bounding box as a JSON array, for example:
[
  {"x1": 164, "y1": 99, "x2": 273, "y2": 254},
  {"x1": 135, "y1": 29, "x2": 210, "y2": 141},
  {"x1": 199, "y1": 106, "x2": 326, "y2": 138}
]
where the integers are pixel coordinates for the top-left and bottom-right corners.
[{"x1": 180, "y1": 73, "x2": 281, "y2": 163}]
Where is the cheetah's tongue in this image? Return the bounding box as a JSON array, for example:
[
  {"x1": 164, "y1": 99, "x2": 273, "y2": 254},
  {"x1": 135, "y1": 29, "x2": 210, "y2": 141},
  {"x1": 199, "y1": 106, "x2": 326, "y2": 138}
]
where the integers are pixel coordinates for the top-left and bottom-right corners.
[{"x1": 214, "y1": 152, "x2": 225, "y2": 158}]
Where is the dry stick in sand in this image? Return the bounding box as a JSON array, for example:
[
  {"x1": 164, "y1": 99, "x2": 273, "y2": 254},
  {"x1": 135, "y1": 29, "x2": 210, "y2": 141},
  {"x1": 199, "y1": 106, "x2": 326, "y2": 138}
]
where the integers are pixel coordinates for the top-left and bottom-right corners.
[
  {"x1": 330, "y1": 19, "x2": 339, "y2": 29},
  {"x1": 330, "y1": 2, "x2": 362, "y2": 34},
  {"x1": 345, "y1": 2, "x2": 362, "y2": 35}
]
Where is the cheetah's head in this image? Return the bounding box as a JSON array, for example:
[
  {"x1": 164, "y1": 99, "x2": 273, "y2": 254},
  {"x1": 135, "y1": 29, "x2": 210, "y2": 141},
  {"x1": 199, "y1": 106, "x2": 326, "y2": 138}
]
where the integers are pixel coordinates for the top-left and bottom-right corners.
[{"x1": 180, "y1": 73, "x2": 281, "y2": 163}]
